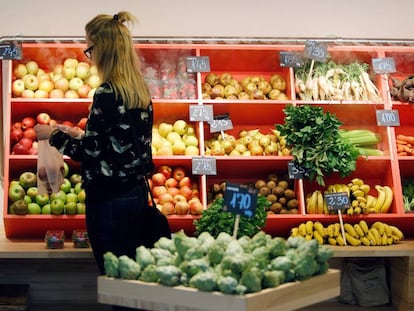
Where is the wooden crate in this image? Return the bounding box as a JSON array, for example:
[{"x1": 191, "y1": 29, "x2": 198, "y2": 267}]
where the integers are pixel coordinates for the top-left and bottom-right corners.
[{"x1": 98, "y1": 269, "x2": 340, "y2": 311}]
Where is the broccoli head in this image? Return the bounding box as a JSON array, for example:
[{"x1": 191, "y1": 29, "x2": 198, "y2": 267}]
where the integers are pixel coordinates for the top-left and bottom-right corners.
[
  {"x1": 118, "y1": 255, "x2": 141, "y2": 280},
  {"x1": 269, "y1": 255, "x2": 294, "y2": 272},
  {"x1": 189, "y1": 271, "x2": 218, "y2": 292},
  {"x1": 217, "y1": 275, "x2": 239, "y2": 295},
  {"x1": 103, "y1": 251, "x2": 119, "y2": 278},
  {"x1": 221, "y1": 253, "x2": 254, "y2": 276},
  {"x1": 240, "y1": 267, "x2": 262, "y2": 293},
  {"x1": 135, "y1": 246, "x2": 155, "y2": 269},
  {"x1": 156, "y1": 265, "x2": 181, "y2": 286},
  {"x1": 139, "y1": 264, "x2": 159, "y2": 283},
  {"x1": 262, "y1": 270, "x2": 284, "y2": 289},
  {"x1": 154, "y1": 236, "x2": 176, "y2": 253},
  {"x1": 207, "y1": 243, "x2": 225, "y2": 266},
  {"x1": 179, "y1": 257, "x2": 210, "y2": 278},
  {"x1": 173, "y1": 230, "x2": 199, "y2": 259}
]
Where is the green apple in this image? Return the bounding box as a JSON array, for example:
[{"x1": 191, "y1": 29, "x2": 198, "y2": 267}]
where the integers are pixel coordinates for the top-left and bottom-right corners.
[
  {"x1": 10, "y1": 199, "x2": 28, "y2": 215},
  {"x1": 8, "y1": 184, "x2": 25, "y2": 202},
  {"x1": 69, "y1": 173, "x2": 82, "y2": 186},
  {"x1": 9, "y1": 180, "x2": 20, "y2": 187},
  {"x1": 26, "y1": 187, "x2": 38, "y2": 200},
  {"x1": 64, "y1": 201, "x2": 77, "y2": 215},
  {"x1": 42, "y1": 204, "x2": 51, "y2": 214},
  {"x1": 23, "y1": 195, "x2": 32, "y2": 204},
  {"x1": 63, "y1": 162, "x2": 69, "y2": 177},
  {"x1": 50, "y1": 190, "x2": 66, "y2": 203},
  {"x1": 35, "y1": 193, "x2": 50, "y2": 206},
  {"x1": 74, "y1": 182, "x2": 83, "y2": 194},
  {"x1": 76, "y1": 202, "x2": 86, "y2": 214},
  {"x1": 60, "y1": 178, "x2": 72, "y2": 193},
  {"x1": 77, "y1": 189, "x2": 86, "y2": 203},
  {"x1": 28, "y1": 202, "x2": 42, "y2": 214},
  {"x1": 19, "y1": 172, "x2": 37, "y2": 189},
  {"x1": 65, "y1": 192, "x2": 78, "y2": 204},
  {"x1": 50, "y1": 198, "x2": 65, "y2": 215}
]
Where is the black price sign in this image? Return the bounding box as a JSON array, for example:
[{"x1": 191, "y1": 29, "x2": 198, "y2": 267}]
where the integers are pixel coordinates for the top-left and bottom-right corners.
[
  {"x1": 189, "y1": 105, "x2": 214, "y2": 122},
  {"x1": 287, "y1": 161, "x2": 309, "y2": 179},
  {"x1": 372, "y1": 57, "x2": 396, "y2": 74},
  {"x1": 0, "y1": 43, "x2": 22, "y2": 60},
  {"x1": 304, "y1": 41, "x2": 328, "y2": 62},
  {"x1": 376, "y1": 109, "x2": 400, "y2": 126},
  {"x1": 209, "y1": 118, "x2": 233, "y2": 133},
  {"x1": 280, "y1": 51, "x2": 304, "y2": 68},
  {"x1": 223, "y1": 182, "x2": 258, "y2": 218},
  {"x1": 192, "y1": 156, "x2": 217, "y2": 175},
  {"x1": 324, "y1": 192, "x2": 350, "y2": 211},
  {"x1": 186, "y1": 56, "x2": 211, "y2": 73}
]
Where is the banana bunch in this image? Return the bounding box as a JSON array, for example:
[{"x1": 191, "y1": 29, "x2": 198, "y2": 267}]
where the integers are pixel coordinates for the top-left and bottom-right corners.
[
  {"x1": 290, "y1": 220, "x2": 404, "y2": 246},
  {"x1": 373, "y1": 185, "x2": 394, "y2": 213},
  {"x1": 305, "y1": 190, "x2": 324, "y2": 214},
  {"x1": 346, "y1": 178, "x2": 370, "y2": 215}
]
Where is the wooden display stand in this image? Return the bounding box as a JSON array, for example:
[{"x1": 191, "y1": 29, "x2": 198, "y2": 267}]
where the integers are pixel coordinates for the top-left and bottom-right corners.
[{"x1": 97, "y1": 270, "x2": 340, "y2": 311}]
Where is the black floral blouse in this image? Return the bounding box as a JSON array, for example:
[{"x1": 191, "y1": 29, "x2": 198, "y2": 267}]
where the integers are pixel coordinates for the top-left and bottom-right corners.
[{"x1": 49, "y1": 82, "x2": 154, "y2": 202}]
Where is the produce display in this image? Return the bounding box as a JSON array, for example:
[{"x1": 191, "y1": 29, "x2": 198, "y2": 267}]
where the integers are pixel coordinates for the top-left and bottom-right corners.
[
  {"x1": 390, "y1": 75, "x2": 414, "y2": 103},
  {"x1": 294, "y1": 60, "x2": 382, "y2": 101},
  {"x1": 201, "y1": 73, "x2": 289, "y2": 100},
  {"x1": 204, "y1": 128, "x2": 290, "y2": 157},
  {"x1": 8, "y1": 165, "x2": 85, "y2": 216},
  {"x1": 12, "y1": 59, "x2": 100, "y2": 99},
  {"x1": 290, "y1": 220, "x2": 404, "y2": 246},
  {"x1": 396, "y1": 134, "x2": 414, "y2": 156},
  {"x1": 152, "y1": 120, "x2": 199, "y2": 156},
  {"x1": 149, "y1": 165, "x2": 203, "y2": 216},
  {"x1": 103, "y1": 230, "x2": 334, "y2": 294},
  {"x1": 305, "y1": 177, "x2": 393, "y2": 215}
]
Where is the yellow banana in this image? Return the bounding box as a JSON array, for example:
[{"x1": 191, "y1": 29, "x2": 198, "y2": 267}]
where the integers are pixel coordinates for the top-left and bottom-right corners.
[
  {"x1": 366, "y1": 230, "x2": 377, "y2": 246},
  {"x1": 370, "y1": 227, "x2": 382, "y2": 245},
  {"x1": 380, "y1": 186, "x2": 393, "y2": 213},
  {"x1": 352, "y1": 190, "x2": 365, "y2": 198},
  {"x1": 290, "y1": 227, "x2": 299, "y2": 237},
  {"x1": 305, "y1": 234, "x2": 313, "y2": 241},
  {"x1": 354, "y1": 224, "x2": 365, "y2": 237},
  {"x1": 353, "y1": 206, "x2": 362, "y2": 215},
  {"x1": 305, "y1": 220, "x2": 314, "y2": 235},
  {"x1": 360, "y1": 236, "x2": 371, "y2": 246},
  {"x1": 372, "y1": 221, "x2": 385, "y2": 235},
  {"x1": 340, "y1": 184, "x2": 351, "y2": 197},
  {"x1": 323, "y1": 197, "x2": 329, "y2": 214},
  {"x1": 381, "y1": 233, "x2": 388, "y2": 246},
  {"x1": 347, "y1": 207, "x2": 354, "y2": 215},
  {"x1": 306, "y1": 191, "x2": 318, "y2": 214},
  {"x1": 383, "y1": 223, "x2": 392, "y2": 237},
  {"x1": 345, "y1": 232, "x2": 361, "y2": 246},
  {"x1": 298, "y1": 223, "x2": 307, "y2": 236},
  {"x1": 374, "y1": 185, "x2": 386, "y2": 213},
  {"x1": 336, "y1": 234, "x2": 346, "y2": 246},
  {"x1": 316, "y1": 190, "x2": 324, "y2": 214},
  {"x1": 356, "y1": 196, "x2": 367, "y2": 204},
  {"x1": 334, "y1": 223, "x2": 340, "y2": 237},
  {"x1": 327, "y1": 185, "x2": 336, "y2": 193},
  {"x1": 387, "y1": 237, "x2": 394, "y2": 245},
  {"x1": 344, "y1": 223, "x2": 359, "y2": 238},
  {"x1": 327, "y1": 224, "x2": 335, "y2": 238},
  {"x1": 313, "y1": 221, "x2": 325, "y2": 237},
  {"x1": 328, "y1": 237, "x2": 337, "y2": 246},
  {"x1": 350, "y1": 184, "x2": 360, "y2": 193},
  {"x1": 359, "y1": 220, "x2": 369, "y2": 234},
  {"x1": 313, "y1": 230, "x2": 324, "y2": 245},
  {"x1": 359, "y1": 184, "x2": 371, "y2": 194},
  {"x1": 351, "y1": 178, "x2": 364, "y2": 186},
  {"x1": 366, "y1": 195, "x2": 376, "y2": 210},
  {"x1": 389, "y1": 225, "x2": 404, "y2": 240},
  {"x1": 351, "y1": 200, "x2": 359, "y2": 208}
]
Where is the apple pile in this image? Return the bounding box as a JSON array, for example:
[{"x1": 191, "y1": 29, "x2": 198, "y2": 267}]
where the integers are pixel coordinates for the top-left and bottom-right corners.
[
  {"x1": 12, "y1": 58, "x2": 101, "y2": 99},
  {"x1": 202, "y1": 73, "x2": 289, "y2": 100},
  {"x1": 204, "y1": 128, "x2": 290, "y2": 156},
  {"x1": 152, "y1": 119, "x2": 199, "y2": 156},
  {"x1": 10, "y1": 112, "x2": 87, "y2": 155},
  {"x1": 8, "y1": 163, "x2": 86, "y2": 216},
  {"x1": 149, "y1": 165, "x2": 203, "y2": 216}
]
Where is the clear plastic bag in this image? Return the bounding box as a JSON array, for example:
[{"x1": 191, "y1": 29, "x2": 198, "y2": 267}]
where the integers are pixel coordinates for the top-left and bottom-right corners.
[{"x1": 37, "y1": 139, "x2": 64, "y2": 194}]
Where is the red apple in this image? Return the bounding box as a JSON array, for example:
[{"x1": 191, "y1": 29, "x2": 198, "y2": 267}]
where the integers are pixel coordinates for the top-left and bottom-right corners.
[
  {"x1": 19, "y1": 137, "x2": 33, "y2": 149},
  {"x1": 172, "y1": 166, "x2": 186, "y2": 181},
  {"x1": 167, "y1": 187, "x2": 180, "y2": 197},
  {"x1": 188, "y1": 198, "x2": 203, "y2": 215},
  {"x1": 21, "y1": 117, "x2": 36, "y2": 130},
  {"x1": 158, "y1": 165, "x2": 172, "y2": 179},
  {"x1": 12, "y1": 142, "x2": 30, "y2": 155},
  {"x1": 152, "y1": 185, "x2": 167, "y2": 198},
  {"x1": 12, "y1": 122, "x2": 22, "y2": 130},
  {"x1": 77, "y1": 84, "x2": 91, "y2": 98},
  {"x1": 152, "y1": 172, "x2": 166, "y2": 186},
  {"x1": 49, "y1": 119, "x2": 58, "y2": 126},
  {"x1": 180, "y1": 185, "x2": 193, "y2": 200},
  {"x1": 192, "y1": 188, "x2": 200, "y2": 199},
  {"x1": 173, "y1": 194, "x2": 187, "y2": 203},
  {"x1": 10, "y1": 128, "x2": 23, "y2": 144},
  {"x1": 49, "y1": 89, "x2": 65, "y2": 98},
  {"x1": 62, "y1": 120, "x2": 74, "y2": 127},
  {"x1": 179, "y1": 176, "x2": 192, "y2": 188},
  {"x1": 175, "y1": 200, "x2": 189, "y2": 215},
  {"x1": 36, "y1": 113, "x2": 51, "y2": 125},
  {"x1": 165, "y1": 177, "x2": 178, "y2": 188},
  {"x1": 161, "y1": 201, "x2": 175, "y2": 215},
  {"x1": 77, "y1": 118, "x2": 88, "y2": 130},
  {"x1": 158, "y1": 192, "x2": 174, "y2": 205},
  {"x1": 23, "y1": 127, "x2": 36, "y2": 140}
]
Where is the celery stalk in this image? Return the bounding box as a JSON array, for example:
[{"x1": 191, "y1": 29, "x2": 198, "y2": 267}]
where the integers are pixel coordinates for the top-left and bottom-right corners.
[{"x1": 356, "y1": 147, "x2": 384, "y2": 156}]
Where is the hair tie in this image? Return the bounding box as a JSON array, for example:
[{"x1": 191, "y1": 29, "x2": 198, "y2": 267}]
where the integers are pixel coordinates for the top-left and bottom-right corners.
[{"x1": 113, "y1": 14, "x2": 119, "y2": 21}]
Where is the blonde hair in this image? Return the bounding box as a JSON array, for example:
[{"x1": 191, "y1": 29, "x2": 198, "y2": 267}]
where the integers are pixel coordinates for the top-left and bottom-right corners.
[{"x1": 85, "y1": 11, "x2": 151, "y2": 109}]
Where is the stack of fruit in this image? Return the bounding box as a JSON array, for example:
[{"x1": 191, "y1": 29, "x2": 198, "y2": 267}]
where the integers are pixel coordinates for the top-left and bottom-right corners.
[
  {"x1": 149, "y1": 165, "x2": 203, "y2": 216},
  {"x1": 8, "y1": 164, "x2": 86, "y2": 216},
  {"x1": 305, "y1": 178, "x2": 393, "y2": 215},
  {"x1": 290, "y1": 220, "x2": 404, "y2": 246},
  {"x1": 12, "y1": 58, "x2": 100, "y2": 99}
]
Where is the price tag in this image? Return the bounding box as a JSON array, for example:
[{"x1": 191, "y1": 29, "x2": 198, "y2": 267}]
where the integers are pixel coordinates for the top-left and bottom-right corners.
[
  {"x1": 372, "y1": 57, "x2": 396, "y2": 74},
  {"x1": 0, "y1": 43, "x2": 22, "y2": 60},
  {"x1": 223, "y1": 182, "x2": 258, "y2": 218},
  {"x1": 376, "y1": 109, "x2": 400, "y2": 126},
  {"x1": 279, "y1": 51, "x2": 304, "y2": 68},
  {"x1": 189, "y1": 105, "x2": 214, "y2": 122},
  {"x1": 192, "y1": 156, "x2": 217, "y2": 175},
  {"x1": 303, "y1": 40, "x2": 328, "y2": 62},
  {"x1": 324, "y1": 192, "x2": 350, "y2": 211},
  {"x1": 287, "y1": 161, "x2": 309, "y2": 179},
  {"x1": 209, "y1": 118, "x2": 233, "y2": 133},
  {"x1": 186, "y1": 56, "x2": 211, "y2": 73}
]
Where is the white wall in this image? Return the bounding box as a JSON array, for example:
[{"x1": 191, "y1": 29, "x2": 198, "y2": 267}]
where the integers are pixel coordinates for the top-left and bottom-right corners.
[{"x1": 0, "y1": 0, "x2": 413, "y2": 40}]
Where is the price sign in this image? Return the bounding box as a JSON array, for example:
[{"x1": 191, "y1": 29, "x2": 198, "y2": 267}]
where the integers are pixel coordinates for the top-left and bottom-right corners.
[
  {"x1": 209, "y1": 118, "x2": 233, "y2": 133},
  {"x1": 280, "y1": 51, "x2": 304, "y2": 68},
  {"x1": 189, "y1": 105, "x2": 213, "y2": 122},
  {"x1": 192, "y1": 156, "x2": 217, "y2": 175},
  {"x1": 223, "y1": 182, "x2": 258, "y2": 218},
  {"x1": 303, "y1": 40, "x2": 328, "y2": 62},
  {"x1": 287, "y1": 161, "x2": 309, "y2": 179},
  {"x1": 186, "y1": 56, "x2": 211, "y2": 73},
  {"x1": 0, "y1": 43, "x2": 22, "y2": 60},
  {"x1": 376, "y1": 109, "x2": 400, "y2": 126},
  {"x1": 372, "y1": 57, "x2": 396, "y2": 74},
  {"x1": 324, "y1": 192, "x2": 350, "y2": 211}
]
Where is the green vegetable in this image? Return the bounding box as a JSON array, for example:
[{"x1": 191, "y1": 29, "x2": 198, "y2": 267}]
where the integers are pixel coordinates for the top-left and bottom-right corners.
[
  {"x1": 262, "y1": 270, "x2": 284, "y2": 288},
  {"x1": 151, "y1": 248, "x2": 176, "y2": 266},
  {"x1": 339, "y1": 129, "x2": 383, "y2": 156},
  {"x1": 179, "y1": 257, "x2": 210, "y2": 278},
  {"x1": 217, "y1": 275, "x2": 239, "y2": 294},
  {"x1": 240, "y1": 267, "x2": 262, "y2": 293},
  {"x1": 277, "y1": 105, "x2": 359, "y2": 186},
  {"x1": 118, "y1": 255, "x2": 141, "y2": 280},
  {"x1": 103, "y1": 251, "x2": 119, "y2": 278},
  {"x1": 269, "y1": 256, "x2": 293, "y2": 272},
  {"x1": 207, "y1": 243, "x2": 225, "y2": 266},
  {"x1": 266, "y1": 237, "x2": 287, "y2": 257},
  {"x1": 189, "y1": 271, "x2": 218, "y2": 292},
  {"x1": 194, "y1": 196, "x2": 268, "y2": 238},
  {"x1": 402, "y1": 177, "x2": 414, "y2": 212},
  {"x1": 156, "y1": 265, "x2": 181, "y2": 286},
  {"x1": 139, "y1": 264, "x2": 159, "y2": 283},
  {"x1": 135, "y1": 246, "x2": 155, "y2": 269},
  {"x1": 316, "y1": 245, "x2": 334, "y2": 263},
  {"x1": 221, "y1": 253, "x2": 254, "y2": 276},
  {"x1": 154, "y1": 236, "x2": 176, "y2": 253},
  {"x1": 173, "y1": 230, "x2": 199, "y2": 258}
]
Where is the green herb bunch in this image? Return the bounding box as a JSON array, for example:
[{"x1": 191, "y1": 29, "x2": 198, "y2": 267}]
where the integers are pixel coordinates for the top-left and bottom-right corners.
[{"x1": 277, "y1": 105, "x2": 359, "y2": 186}]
